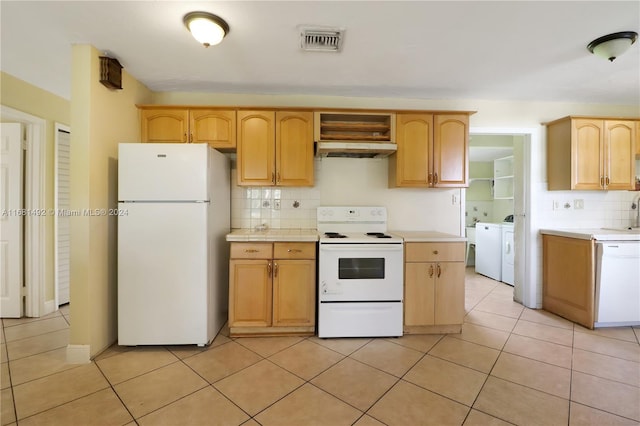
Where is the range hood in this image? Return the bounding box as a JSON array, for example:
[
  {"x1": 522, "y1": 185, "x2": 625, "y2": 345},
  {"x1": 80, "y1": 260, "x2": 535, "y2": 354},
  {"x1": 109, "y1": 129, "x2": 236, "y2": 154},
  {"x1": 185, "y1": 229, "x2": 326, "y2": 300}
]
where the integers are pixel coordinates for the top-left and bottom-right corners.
[{"x1": 315, "y1": 141, "x2": 397, "y2": 158}]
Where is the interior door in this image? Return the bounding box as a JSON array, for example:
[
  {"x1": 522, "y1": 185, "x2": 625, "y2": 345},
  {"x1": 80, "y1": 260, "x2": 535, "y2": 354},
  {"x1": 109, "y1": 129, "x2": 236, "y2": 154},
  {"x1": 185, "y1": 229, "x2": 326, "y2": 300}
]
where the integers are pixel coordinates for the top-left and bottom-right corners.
[
  {"x1": 55, "y1": 126, "x2": 71, "y2": 305},
  {"x1": 1, "y1": 123, "x2": 24, "y2": 317}
]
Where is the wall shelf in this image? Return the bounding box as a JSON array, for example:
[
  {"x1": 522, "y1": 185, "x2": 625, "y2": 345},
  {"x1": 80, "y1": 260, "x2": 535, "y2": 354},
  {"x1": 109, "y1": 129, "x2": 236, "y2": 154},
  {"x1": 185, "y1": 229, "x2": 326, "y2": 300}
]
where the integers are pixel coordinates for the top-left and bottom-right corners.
[{"x1": 493, "y1": 156, "x2": 514, "y2": 199}]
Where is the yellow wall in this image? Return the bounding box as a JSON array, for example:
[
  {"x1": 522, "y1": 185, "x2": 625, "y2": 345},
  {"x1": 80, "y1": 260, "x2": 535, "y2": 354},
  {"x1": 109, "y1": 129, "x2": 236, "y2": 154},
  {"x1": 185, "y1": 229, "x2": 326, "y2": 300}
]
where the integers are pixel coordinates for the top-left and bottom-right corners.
[
  {"x1": 0, "y1": 71, "x2": 71, "y2": 302},
  {"x1": 69, "y1": 45, "x2": 152, "y2": 357}
]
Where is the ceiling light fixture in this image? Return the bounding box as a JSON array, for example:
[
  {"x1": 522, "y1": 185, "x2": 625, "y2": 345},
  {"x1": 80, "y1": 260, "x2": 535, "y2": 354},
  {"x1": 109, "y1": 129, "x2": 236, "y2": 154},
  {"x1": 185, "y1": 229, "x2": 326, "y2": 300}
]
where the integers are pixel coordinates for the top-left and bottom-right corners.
[
  {"x1": 183, "y1": 11, "x2": 229, "y2": 47},
  {"x1": 587, "y1": 31, "x2": 637, "y2": 62}
]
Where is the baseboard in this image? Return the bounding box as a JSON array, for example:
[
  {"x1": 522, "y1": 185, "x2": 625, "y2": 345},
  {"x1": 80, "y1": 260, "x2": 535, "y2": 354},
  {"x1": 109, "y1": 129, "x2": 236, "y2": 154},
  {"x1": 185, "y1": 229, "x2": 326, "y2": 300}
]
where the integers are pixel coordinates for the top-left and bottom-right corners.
[
  {"x1": 43, "y1": 299, "x2": 56, "y2": 316},
  {"x1": 66, "y1": 344, "x2": 91, "y2": 364}
]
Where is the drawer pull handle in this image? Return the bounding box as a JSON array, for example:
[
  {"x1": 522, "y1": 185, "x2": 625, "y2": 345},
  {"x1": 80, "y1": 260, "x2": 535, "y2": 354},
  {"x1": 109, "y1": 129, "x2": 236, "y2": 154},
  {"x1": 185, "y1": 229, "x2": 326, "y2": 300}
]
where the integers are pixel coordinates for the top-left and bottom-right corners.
[
  {"x1": 287, "y1": 249, "x2": 302, "y2": 253},
  {"x1": 429, "y1": 265, "x2": 434, "y2": 277},
  {"x1": 267, "y1": 262, "x2": 272, "y2": 275},
  {"x1": 245, "y1": 249, "x2": 259, "y2": 253},
  {"x1": 437, "y1": 264, "x2": 441, "y2": 278},
  {"x1": 274, "y1": 263, "x2": 278, "y2": 277}
]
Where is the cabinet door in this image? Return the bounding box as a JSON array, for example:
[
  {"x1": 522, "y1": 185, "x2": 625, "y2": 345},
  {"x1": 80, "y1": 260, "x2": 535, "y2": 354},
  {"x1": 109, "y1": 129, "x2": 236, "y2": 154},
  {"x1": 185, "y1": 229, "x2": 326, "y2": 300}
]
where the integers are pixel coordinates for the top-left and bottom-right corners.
[
  {"x1": 392, "y1": 114, "x2": 432, "y2": 187},
  {"x1": 404, "y1": 262, "x2": 435, "y2": 326},
  {"x1": 276, "y1": 111, "x2": 314, "y2": 186},
  {"x1": 237, "y1": 111, "x2": 275, "y2": 186},
  {"x1": 433, "y1": 114, "x2": 468, "y2": 187},
  {"x1": 141, "y1": 109, "x2": 189, "y2": 143},
  {"x1": 229, "y1": 259, "x2": 272, "y2": 327},
  {"x1": 434, "y1": 262, "x2": 465, "y2": 325},
  {"x1": 572, "y1": 119, "x2": 604, "y2": 190},
  {"x1": 636, "y1": 121, "x2": 640, "y2": 156},
  {"x1": 190, "y1": 110, "x2": 236, "y2": 149},
  {"x1": 604, "y1": 120, "x2": 635, "y2": 190},
  {"x1": 273, "y1": 259, "x2": 316, "y2": 326}
]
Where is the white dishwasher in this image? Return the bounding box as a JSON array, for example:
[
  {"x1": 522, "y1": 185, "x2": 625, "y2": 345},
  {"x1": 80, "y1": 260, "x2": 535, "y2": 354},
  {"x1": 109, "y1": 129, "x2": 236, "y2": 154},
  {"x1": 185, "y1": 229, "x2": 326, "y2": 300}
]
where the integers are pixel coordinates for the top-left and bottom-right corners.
[{"x1": 595, "y1": 241, "x2": 640, "y2": 327}]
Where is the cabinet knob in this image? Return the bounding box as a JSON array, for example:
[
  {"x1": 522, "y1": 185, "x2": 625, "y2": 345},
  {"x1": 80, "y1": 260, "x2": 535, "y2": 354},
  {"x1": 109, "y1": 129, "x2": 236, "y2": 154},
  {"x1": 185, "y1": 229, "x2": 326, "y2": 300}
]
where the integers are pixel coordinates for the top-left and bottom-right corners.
[{"x1": 433, "y1": 250, "x2": 439, "y2": 255}]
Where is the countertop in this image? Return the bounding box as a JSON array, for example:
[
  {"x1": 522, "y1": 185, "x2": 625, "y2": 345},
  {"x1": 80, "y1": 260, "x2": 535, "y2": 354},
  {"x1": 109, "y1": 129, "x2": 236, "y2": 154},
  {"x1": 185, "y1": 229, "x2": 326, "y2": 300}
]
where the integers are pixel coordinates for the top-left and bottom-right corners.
[
  {"x1": 540, "y1": 228, "x2": 640, "y2": 241},
  {"x1": 227, "y1": 229, "x2": 467, "y2": 243},
  {"x1": 390, "y1": 230, "x2": 466, "y2": 243},
  {"x1": 226, "y1": 228, "x2": 319, "y2": 242}
]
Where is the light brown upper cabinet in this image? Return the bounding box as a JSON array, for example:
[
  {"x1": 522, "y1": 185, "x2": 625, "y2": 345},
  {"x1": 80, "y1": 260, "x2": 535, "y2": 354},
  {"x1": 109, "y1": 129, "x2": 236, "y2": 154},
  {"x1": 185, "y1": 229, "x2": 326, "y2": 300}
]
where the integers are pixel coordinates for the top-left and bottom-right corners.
[
  {"x1": 637, "y1": 121, "x2": 640, "y2": 156},
  {"x1": 140, "y1": 107, "x2": 236, "y2": 150},
  {"x1": 546, "y1": 117, "x2": 637, "y2": 190},
  {"x1": 389, "y1": 113, "x2": 469, "y2": 188},
  {"x1": 237, "y1": 110, "x2": 314, "y2": 187}
]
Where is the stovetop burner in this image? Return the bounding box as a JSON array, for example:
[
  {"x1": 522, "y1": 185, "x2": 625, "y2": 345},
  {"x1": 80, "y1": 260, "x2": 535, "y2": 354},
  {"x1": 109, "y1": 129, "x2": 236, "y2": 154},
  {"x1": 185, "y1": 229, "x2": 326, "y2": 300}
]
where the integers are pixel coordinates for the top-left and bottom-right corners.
[
  {"x1": 324, "y1": 232, "x2": 347, "y2": 239},
  {"x1": 366, "y1": 232, "x2": 392, "y2": 239}
]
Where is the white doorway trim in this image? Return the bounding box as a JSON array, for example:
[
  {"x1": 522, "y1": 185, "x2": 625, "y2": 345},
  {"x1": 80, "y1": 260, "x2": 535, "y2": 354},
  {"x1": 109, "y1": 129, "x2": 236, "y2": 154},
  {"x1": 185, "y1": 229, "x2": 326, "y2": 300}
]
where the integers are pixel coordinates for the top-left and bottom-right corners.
[
  {"x1": 470, "y1": 126, "x2": 541, "y2": 309},
  {"x1": 1, "y1": 105, "x2": 46, "y2": 317}
]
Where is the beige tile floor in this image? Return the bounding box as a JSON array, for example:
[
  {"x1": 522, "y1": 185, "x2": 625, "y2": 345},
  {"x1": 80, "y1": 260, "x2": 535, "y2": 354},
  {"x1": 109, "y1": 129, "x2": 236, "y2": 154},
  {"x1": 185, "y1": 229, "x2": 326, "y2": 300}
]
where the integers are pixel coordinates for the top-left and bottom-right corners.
[{"x1": 2, "y1": 269, "x2": 639, "y2": 426}]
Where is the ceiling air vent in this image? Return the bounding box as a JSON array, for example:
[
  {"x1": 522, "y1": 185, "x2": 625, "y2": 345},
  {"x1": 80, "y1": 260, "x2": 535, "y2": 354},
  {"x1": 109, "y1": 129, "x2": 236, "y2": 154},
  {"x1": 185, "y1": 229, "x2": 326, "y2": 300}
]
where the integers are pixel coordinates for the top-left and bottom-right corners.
[{"x1": 299, "y1": 26, "x2": 344, "y2": 52}]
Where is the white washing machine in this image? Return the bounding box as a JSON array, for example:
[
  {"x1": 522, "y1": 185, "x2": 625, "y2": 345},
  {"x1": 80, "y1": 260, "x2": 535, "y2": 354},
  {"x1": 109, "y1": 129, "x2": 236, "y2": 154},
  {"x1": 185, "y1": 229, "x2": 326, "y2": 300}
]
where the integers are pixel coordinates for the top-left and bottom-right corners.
[
  {"x1": 501, "y1": 223, "x2": 515, "y2": 286},
  {"x1": 475, "y1": 223, "x2": 502, "y2": 281}
]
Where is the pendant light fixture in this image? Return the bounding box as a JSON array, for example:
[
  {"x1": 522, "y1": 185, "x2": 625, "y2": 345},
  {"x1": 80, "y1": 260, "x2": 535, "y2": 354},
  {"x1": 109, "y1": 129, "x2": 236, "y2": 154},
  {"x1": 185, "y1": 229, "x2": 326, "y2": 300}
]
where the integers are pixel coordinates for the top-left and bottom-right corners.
[
  {"x1": 183, "y1": 12, "x2": 229, "y2": 47},
  {"x1": 587, "y1": 31, "x2": 638, "y2": 62}
]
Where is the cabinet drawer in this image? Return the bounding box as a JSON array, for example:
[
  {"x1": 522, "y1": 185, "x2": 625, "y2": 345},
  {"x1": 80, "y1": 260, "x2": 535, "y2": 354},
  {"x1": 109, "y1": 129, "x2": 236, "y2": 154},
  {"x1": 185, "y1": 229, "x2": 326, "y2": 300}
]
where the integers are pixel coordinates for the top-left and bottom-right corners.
[
  {"x1": 274, "y1": 242, "x2": 316, "y2": 259},
  {"x1": 230, "y1": 243, "x2": 273, "y2": 259},
  {"x1": 405, "y1": 242, "x2": 465, "y2": 262}
]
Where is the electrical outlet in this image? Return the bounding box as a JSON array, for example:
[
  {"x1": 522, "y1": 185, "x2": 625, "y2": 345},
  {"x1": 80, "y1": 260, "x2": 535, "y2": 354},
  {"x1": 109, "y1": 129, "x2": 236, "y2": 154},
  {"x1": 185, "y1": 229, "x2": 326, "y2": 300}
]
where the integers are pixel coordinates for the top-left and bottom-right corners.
[
  {"x1": 273, "y1": 199, "x2": 281, "y2": 210},
  {"x1": 553, "y1": 200, "x2": 573, "y2": 210},
  {"x1": 574, "y1": 199, "x2": 584, "y2": 209}
]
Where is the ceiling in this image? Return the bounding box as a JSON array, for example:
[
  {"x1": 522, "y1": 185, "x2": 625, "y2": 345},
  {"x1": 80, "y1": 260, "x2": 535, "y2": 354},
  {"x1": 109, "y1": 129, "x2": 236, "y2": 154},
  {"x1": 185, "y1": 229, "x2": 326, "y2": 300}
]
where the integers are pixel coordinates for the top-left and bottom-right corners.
[{"x1": 1, "y1": 1, "x2": 639, "y2": 104}]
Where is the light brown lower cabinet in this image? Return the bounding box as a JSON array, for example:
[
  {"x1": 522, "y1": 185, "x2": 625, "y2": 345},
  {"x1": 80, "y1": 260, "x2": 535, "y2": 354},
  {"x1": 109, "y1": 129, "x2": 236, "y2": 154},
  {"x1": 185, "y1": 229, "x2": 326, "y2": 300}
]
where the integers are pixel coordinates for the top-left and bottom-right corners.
[
  {"x1": 404, "y1": 242, "x2": 465, "y2": 334},
  {"x1": 542, "y1": 235, "x2": 595, "y2": 329},
  {"x1": 229, "y1": 242, "x2": 316, "y2": 337}
]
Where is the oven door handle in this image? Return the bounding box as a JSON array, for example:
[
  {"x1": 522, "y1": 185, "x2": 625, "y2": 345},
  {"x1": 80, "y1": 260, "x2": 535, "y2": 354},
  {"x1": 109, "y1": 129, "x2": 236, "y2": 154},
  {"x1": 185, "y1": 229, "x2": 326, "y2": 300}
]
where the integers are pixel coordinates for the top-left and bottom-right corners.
[{"x1": 320, "y1": 245, "x2": 404, "y2": 252}]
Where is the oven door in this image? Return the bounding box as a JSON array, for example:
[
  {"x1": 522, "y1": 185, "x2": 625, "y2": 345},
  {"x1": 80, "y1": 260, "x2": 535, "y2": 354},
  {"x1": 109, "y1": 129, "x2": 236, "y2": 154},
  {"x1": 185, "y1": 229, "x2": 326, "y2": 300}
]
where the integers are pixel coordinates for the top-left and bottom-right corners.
[{"x1": 319, "y1": 243, "x2": 403, "y2": 302}]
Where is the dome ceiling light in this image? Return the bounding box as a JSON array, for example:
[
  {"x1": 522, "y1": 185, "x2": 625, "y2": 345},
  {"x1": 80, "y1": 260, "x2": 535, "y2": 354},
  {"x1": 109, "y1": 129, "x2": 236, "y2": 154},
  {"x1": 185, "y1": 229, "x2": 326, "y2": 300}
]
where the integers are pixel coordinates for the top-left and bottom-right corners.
[
  {"x1": 183, "y1": 11, "x2": 229, "y2": 47},
  {"x1": 587, "y1": 31, "x2": 638, "y2": 62}
]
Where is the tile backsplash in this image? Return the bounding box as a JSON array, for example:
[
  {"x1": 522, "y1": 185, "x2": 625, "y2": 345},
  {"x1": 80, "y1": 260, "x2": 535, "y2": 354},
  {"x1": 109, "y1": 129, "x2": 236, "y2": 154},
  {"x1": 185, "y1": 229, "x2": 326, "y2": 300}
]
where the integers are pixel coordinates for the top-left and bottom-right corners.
[
  {"x1": 230, "y1": 168, "x2": 320, "y2": 229},
  {"x1": 537, "y1": 184, "x2": 640, "y2": 229}
]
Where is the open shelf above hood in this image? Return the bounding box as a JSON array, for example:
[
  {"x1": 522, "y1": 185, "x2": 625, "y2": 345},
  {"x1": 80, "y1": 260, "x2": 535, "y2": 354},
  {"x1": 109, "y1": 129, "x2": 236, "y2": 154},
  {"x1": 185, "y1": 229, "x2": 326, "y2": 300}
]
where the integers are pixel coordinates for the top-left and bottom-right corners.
[{"x1": 314, "y1": 111, "x2": 396, "y2": 158}]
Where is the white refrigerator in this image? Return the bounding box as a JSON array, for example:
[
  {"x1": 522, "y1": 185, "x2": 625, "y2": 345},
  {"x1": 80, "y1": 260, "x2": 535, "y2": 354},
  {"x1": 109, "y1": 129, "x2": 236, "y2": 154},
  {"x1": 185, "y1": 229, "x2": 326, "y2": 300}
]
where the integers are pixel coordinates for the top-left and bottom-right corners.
[{"x1": 117, "y1": 143, "x2": 230, "y2": 346}]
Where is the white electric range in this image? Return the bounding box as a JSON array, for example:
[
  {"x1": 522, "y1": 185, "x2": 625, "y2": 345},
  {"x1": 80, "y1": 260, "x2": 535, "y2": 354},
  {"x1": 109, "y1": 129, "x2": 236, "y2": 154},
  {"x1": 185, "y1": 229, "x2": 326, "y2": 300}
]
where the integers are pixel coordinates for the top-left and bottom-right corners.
[{"x1": 317, "y1": 206, "x2": 404, "y2": 338}]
